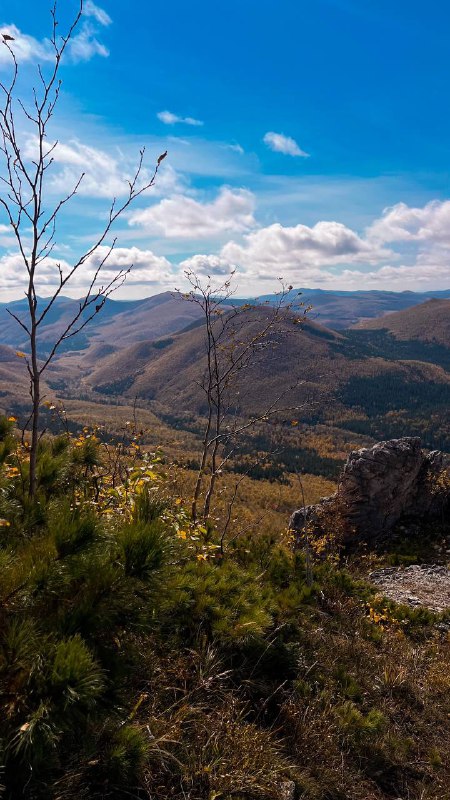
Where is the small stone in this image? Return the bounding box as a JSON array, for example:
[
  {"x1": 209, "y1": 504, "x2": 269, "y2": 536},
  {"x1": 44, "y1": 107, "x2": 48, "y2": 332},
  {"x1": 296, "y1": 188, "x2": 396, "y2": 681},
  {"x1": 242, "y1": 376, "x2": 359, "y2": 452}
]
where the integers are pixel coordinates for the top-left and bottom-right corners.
[{"x1": 279, "y1": 780, "x2": 296, "y2": 800}]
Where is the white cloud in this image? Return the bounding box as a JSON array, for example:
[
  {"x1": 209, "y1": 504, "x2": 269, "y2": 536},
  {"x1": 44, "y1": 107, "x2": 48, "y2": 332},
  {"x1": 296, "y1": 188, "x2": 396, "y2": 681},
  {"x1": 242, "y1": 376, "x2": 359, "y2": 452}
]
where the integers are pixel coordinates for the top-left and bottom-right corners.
[
  {"x1": 367, "y1": 199, "x2": 450, "y2": 246},
  {"x1": 330, "y1": 263, "x2": 450, "y2": 290},
  {"x1": 225, "y1": 143, "x2": 245, "y2": 155},
  {"x1": 84, "y1": 1, "x2": 112, "y2": 26},
  {"x1": 362, "y1": 199, "x2": 450, "y2": 289},
  {"x1": 263, "y1": 131, "x2": 309, "y2": 157},
  {"x1": 0, "y1": 25, "x2": 53, "y2": 65},
  {"x1": 0, "y1": 7, "x2": 110, "y2": 67},
  {"x1": 0, "y1": 253, "x2": 66, "y2": 292},
  {"x1": 178, "y1": 198, "x2": 450, "y2": 292},
  {"x1": 69, "y1": 24, "x2": 109, "y2": 62},
  {"x1": 129, "y1": 187, "x2": 257, "y2": 240},
  {"x1": 106, "y1": 200, "x2": 450, "y2": 293},
  {"x1": 0, "y1": 246, "x2": 174, "y2": 296},
  {"x1": 157, "y1": 110, "x2": 204, "y2": 127},
  {"x1": 179, "y1": 254, "x2": 236, "y2": 277},
  {"x1": 221, "y1": 220, "x2": 390, "y2": 280},
  {"x1": 80, "y1": 246, "x2": 173, "y2": 286},
  {"x1": 22, "y1": 136, "x2": 184, "y2": 199}
]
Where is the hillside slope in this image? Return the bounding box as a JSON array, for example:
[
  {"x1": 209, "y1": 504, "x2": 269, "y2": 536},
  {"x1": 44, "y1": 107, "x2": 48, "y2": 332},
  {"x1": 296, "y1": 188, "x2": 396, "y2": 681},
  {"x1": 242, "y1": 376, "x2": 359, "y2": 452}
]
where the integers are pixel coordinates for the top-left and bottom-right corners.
[
  {"x1": 2, "y1": 290, "x2": 450, "y2": 353},
  {"x1": 0, "y1": 292, "x2": 209, "y2": 352},
  {"x1": 354, "y1": 298, "x2": 450, "y2": 346},
  {"x1": 79, "y1": 308, "x2": 450, "y2": 452},
  {"x1": 261, "y1": 288, "x2": 450, "y2": 329},
  {"x1": 2, "y1": 304, "x2": 450, "y2": 458}
]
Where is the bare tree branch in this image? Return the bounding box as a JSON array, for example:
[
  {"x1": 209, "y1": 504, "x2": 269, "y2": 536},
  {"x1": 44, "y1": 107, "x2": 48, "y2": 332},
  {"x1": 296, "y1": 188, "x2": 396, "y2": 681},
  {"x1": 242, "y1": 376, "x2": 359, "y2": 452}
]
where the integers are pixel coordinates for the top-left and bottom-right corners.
[
  {"x1": 0, "y1": 1, "x2": 163, "y2": 497},
  {"x1": 178, "y1": 271, "x2": 310, "y2": 530}
]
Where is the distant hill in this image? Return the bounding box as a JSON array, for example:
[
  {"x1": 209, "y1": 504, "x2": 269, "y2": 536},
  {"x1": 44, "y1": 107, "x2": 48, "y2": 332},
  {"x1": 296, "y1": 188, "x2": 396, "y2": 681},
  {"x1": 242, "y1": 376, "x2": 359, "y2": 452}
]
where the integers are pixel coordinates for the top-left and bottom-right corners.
[
  {"x1": 2, "y1": 294, "x2": 450, "y2": 456},
  {"x1": 354, "y1": 298, "x2": 450, "y2": 347},
  {"x1": 87, "y1": 292, "x2": 220, "y2": 348},
  {"x1": 256, "y1": 288, "x2": 450, "y2": 329},
  {"x1": 0, "y1": 295, "x2": 137, "y2": 351},
  {"x1": 82, "y1": 313, "x2": 345, "y2": 409},
  {"x1": 1, "y1": 289, "x2": 450, "y2": 354},
  {"x1": 77, "y1": 307, "x2": 450, "y2": 452},
  {"x1": 0, "y1": 344, "x2": 34, "y2": 413},
  {"x1": 0, "y1": 292, "x2": 209, "y2": 353}
]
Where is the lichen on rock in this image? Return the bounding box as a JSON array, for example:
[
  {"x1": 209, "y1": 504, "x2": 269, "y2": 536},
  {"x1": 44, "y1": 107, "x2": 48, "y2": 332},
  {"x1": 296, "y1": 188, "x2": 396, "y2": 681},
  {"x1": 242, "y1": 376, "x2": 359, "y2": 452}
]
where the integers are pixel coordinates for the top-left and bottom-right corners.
[{"x1": 290, "y1": 437, "x2": 450, "y2": 544}]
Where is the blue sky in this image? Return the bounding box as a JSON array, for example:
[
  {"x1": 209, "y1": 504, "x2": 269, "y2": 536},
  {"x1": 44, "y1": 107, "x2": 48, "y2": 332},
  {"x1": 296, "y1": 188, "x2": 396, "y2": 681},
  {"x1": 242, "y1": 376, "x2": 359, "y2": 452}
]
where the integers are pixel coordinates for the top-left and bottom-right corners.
[{"x1": 0, "y1": 0, "x2": 450, "y2": 299}]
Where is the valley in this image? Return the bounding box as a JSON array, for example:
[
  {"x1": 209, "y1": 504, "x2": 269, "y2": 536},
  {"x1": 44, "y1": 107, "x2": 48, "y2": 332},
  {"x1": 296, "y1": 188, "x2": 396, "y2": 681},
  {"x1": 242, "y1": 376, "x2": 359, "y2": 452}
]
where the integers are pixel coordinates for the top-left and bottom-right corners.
[{"x1": 1, "y1": 292, "x2": 449, "y2": 527}]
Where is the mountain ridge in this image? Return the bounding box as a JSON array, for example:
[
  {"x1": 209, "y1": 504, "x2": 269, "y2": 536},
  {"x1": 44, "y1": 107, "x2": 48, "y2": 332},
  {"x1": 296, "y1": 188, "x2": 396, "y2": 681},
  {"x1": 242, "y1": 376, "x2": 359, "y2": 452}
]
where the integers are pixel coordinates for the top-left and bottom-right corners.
[
  {"x1": 1, "y1": 288, "x2": 450, "y2": 353},
  {"x1": 354, "y1": 298, "x2": 450, "y2": 346}
]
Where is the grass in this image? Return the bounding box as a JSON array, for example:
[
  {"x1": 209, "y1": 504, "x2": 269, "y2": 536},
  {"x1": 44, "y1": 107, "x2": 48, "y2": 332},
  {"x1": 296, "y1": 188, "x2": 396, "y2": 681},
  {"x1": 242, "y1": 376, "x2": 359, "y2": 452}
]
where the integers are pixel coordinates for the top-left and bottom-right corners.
[{"x1": 0, "y1": 414, "x2": 449, "y2": 799}]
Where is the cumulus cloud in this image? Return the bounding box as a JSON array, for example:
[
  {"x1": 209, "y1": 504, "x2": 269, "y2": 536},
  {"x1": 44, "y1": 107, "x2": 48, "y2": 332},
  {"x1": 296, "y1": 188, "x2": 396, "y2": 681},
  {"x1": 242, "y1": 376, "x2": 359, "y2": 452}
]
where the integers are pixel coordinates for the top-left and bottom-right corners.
[
  {"x1": 328, "y1": 262, "x2": 450, "y2": 290},
  {"x1": 0, "y1": 253, "x2": 67, "y2": 292},
  {"x1": 179, "y1": 254, "x2": 236, "y2": 278},
  {"x1": 178, "y1": 198, "x2": 450, "y2": 292},
  {"x1": 221, "y1": 220, "x2": 390, "y2": 280},
  {"x1": 80, "y1": 246, "x2": 173, "y2": 286},
  {"x1": 367, "y1": 199, "x2": 450, "y2": 246},
  {"x1": 263, "y1": 132, "x2": 309, "y2": 157},
  {"x1": 129, "y1": 188, "x2": 257, "y2": 240},
  {"x1": 180, "y1": 200, "x2": 450, "y2": 291},
  {"x1": 362, "y1": 199, "x2": 450, "y2": 288},
  {"x1": 157, "y1": 110, "x2": 204, "y2": 127},
  {"x1": 0, "y1": 246, "x2": 174, "y2": 296}
]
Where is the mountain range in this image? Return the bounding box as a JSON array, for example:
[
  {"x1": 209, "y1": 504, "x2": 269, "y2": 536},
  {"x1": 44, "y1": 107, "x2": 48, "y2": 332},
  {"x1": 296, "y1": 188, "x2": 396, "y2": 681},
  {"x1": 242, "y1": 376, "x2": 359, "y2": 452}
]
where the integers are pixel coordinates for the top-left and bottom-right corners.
[
  {"x1": 2, "y1": 287, "x2": 450, "y2": 355},
  {"x1": 1, "y1": 290, "x2": 449, "y2": 463}
]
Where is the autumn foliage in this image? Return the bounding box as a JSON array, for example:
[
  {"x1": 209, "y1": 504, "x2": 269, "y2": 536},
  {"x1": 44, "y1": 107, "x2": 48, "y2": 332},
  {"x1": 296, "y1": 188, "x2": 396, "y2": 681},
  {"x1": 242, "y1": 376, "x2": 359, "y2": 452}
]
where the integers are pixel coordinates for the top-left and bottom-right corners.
[{"x1": 0, "y1": 415, "x2": 449, "y2": 799}]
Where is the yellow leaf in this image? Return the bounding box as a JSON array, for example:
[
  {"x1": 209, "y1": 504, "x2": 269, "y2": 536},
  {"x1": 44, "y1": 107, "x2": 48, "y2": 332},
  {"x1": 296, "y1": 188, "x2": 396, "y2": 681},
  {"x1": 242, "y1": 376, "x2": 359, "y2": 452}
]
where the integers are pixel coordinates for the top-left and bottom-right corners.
[
  {"x1": 15, "y1": 351, "x2": 26, "y2": 358},
  {"x1": 0, "y1": 519, "x2": 10, "y2": 527}
]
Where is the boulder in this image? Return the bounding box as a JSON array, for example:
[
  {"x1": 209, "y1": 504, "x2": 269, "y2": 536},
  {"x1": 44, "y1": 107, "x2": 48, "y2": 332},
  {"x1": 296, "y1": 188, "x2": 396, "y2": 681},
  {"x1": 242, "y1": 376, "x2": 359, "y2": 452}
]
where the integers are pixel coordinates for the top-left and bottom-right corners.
[
  {"x1": 290, "y1": 438, "x2": 450, "y2": 544},
  {"x1": 278, "y1": 780, "x2": 296, "y2": 800}
]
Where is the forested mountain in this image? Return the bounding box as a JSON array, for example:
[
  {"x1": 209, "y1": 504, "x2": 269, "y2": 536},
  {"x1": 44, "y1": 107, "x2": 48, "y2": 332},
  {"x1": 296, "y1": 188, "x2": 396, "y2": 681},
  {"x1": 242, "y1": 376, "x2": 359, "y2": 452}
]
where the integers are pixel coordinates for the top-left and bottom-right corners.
[
  {"x1": 1, "y1": 289, "x2": 450, "y2": 354},
  {"x1": 57, "y1": 303, "x2": 450, "y2": 455},
  {"x1": 0, "y1": 292, "x2": 208, "y2": 352},
  {"x1": 1, "y1": 298, "x2": 449, "y2": 473},
  {"x1": 354, "y1": 298, "x2": 450, "y2": 346}
]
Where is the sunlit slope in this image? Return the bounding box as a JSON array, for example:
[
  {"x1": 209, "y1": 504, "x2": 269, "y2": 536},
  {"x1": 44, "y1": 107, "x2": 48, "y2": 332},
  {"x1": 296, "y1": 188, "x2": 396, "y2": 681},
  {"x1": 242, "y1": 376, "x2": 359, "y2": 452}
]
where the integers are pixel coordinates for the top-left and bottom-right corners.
[
  {"x1": 0, "y1": 292, "x2": 209, "y2": 352},
  {"x1": 82, "y1": 309, "x2": 450, "y2": 448},
  {"x1": 354, "y1": 298, "x2": 450, "y2": 346}
]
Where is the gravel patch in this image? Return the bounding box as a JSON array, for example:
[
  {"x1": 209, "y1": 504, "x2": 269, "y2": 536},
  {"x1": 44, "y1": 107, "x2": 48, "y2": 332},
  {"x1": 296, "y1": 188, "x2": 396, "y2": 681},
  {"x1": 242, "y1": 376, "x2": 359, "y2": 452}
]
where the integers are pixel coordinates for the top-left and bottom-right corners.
[{"x1": 369, "y1": 564, "x2": 450, "y2": 613}]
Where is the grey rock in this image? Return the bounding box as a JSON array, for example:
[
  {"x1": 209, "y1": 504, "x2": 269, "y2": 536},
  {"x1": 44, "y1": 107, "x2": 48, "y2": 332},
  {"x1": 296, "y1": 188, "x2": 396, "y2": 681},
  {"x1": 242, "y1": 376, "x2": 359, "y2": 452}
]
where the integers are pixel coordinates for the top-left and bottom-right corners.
[
  {"x1": 290, "y1": 438, "x2": 450, "y2": 543},
  {"x1": 278, "y1": 780, "x2": 296, "y2": 800}
]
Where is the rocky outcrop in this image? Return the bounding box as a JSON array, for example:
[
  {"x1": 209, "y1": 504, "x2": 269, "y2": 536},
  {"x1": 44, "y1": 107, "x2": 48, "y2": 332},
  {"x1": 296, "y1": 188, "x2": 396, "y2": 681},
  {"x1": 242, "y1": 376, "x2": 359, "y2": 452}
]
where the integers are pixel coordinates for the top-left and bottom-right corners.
[{"x1": 290, "y1": 437, "x2": 450, "y2": 544}]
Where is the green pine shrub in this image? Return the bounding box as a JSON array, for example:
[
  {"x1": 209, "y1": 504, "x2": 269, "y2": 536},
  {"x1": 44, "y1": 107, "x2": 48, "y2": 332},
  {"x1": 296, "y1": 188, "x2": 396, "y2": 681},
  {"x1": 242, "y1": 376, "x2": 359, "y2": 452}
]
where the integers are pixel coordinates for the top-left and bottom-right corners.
[{"x1": 0, "y1": 415, "x2": 449, "y2": 799}]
